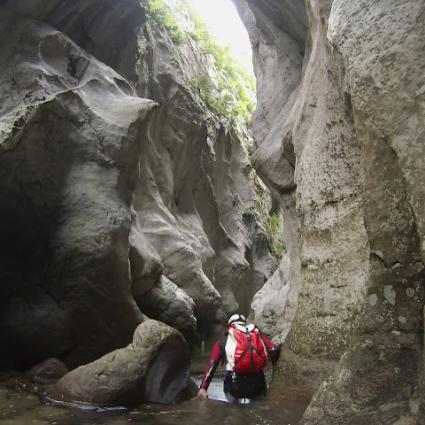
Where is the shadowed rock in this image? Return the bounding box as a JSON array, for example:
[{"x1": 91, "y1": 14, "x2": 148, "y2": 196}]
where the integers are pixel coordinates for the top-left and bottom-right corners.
[
  {"x1": 136, "y1": 275, "x2": 197, "y2": 343},
  {"x1": 26, "y1": 358, "x2": 69, "y2": 385},
  {"x1": 0, "y1": 9, "x2": 156, "y2": 369},
  {"x1": 50, "y1": 320, "x2": 191, "y2": 406},
  {"x1": 0, "y1": 0, "x2": 275, "y2": 375}
]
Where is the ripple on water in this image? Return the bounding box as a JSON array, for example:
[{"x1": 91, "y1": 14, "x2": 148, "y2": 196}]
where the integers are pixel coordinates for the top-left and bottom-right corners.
[{"x1": 0, "y1": 373, "x2": 309, "y2": 425}]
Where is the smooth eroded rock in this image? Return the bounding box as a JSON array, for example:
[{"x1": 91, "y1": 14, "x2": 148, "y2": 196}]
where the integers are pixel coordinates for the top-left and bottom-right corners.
[
  {"x1": 0, "y1": 9, "x2": 156, "y2": 369},
  {"x1": 135, "y1": 275, "x2": 197, "y2": 343},
  {"x1": 50, "y1": 320, "x2": 191, "y2": 406},
  {"x1": 235, "y1": 0, "x2": 425, "y2": 423}
]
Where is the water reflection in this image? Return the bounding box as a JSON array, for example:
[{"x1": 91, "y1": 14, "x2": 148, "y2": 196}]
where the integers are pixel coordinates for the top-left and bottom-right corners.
[{"x1": 0, "y1": 371, "x2": 308, "y2": 425}]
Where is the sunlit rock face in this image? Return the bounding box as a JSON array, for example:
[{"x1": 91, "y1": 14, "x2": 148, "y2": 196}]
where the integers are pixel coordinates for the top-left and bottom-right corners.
[
  {"x1": 0, "y1": 0, "x2": 275, "y2": 373},
  {"x1": 235, "y1": 0, "x2": 425, "y2": 422}
]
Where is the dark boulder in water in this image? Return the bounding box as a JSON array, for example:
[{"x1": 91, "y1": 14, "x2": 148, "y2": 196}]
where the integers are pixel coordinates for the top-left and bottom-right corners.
[
  {"x1": 26, "y1": 358, "x2": 69, "y2": 385},
  {"x1": 49, "y1": 320, "x2": 191, "y2": 406}
]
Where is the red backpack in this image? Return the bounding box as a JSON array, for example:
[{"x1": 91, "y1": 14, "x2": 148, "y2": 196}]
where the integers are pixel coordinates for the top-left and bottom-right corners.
[{"x1": 225, "y1": 323, "x2": 268, "y2": 374}]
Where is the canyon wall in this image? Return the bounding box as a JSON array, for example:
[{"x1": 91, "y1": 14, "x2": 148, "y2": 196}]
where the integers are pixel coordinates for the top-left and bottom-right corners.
[
  {"x1": 0, "y1": 0, "x2": 275, "y2": 371},
  {"x1": 2, "y1": 0, "x2": 424, "y2": 419},
  {"x1": 235, "y1": 0, "x2": 425, "y2": 423}
]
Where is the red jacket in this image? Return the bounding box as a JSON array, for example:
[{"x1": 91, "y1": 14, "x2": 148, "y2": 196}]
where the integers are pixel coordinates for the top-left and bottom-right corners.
[{"x1": 199, "y1": 328, "x2": 280, "y2": 390}]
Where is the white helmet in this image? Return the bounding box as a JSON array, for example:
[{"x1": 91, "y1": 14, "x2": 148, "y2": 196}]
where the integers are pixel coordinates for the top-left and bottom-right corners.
[{"x1": 228, "y1": 313, "x2": 247, "y2": 326}]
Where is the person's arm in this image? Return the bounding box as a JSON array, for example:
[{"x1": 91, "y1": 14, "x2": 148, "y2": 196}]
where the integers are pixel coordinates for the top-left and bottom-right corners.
[
  {"x1": 261, "y1": 334, "x2": 281, "y2": 365},
  {"x1": 197, "y1": 340, "x2": 223, "y2": 399}
]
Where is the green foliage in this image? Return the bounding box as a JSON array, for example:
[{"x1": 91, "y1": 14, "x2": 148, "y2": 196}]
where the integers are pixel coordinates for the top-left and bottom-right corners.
[
  {"x1": 266, "y1": 213, "x2": 286, "y2": 259},
  {"x1": 248, "y1": 177, "x2": 286, "y2": 259},
  {"x1": 136, "y1": 46, "x2": 144, "y2": 67},
  {"x1": 189, "y1": 76, "x2": 232, "y2": 117},
  {"x1": 145, "y1": 0, "x2": 187, "y2": 44},
  {"x1": 244, "y1": 204, "x2": 286, "y2": 260},
  {"x1": 185, "y1": 4, "x2": 255, "y2": 131},
  {"x1": 144, "y1": 0, "x2": 256, "y2": 135}
]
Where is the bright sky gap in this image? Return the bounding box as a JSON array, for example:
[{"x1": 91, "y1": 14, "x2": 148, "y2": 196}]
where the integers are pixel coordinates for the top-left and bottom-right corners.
[{"x1": 187, "y1": 0, "x2": 254, "y2": 76}]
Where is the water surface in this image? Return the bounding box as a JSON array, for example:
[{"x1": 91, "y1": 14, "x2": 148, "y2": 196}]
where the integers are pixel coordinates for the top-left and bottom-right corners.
[{"x1": 0, "y1": 366, "x2": 308, "y2": 425}]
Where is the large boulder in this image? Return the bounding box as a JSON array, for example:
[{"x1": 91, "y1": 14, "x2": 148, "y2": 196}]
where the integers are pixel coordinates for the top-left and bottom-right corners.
[{"x1": 50, "y1": 320, "x2": 191, "y2": 406}]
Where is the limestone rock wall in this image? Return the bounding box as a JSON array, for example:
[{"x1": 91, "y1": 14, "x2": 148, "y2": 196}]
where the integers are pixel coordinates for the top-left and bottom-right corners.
[
  {"x1": 0, "y1": 0, "x2": 275, "y2": 371},
  {"x1": 0, "y1": 5, "x2": 154, "y2": 368},
  {"x1": 129, "y1": 10, "x2": 276, "y2": 339},
  {"x1": 235, "y1": 0, "x2": 425, "y2": 422}
]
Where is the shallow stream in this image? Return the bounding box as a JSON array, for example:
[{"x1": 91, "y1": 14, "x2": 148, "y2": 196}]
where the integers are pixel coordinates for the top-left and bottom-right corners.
[{"x1": 0, "y1": 356, "x2": 309, "y2": 425}]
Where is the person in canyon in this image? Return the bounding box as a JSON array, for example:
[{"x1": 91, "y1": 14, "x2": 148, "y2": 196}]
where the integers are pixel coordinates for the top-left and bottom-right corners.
[{"x1": 197, "y1": 314, "x2": 280, "y2": 402}]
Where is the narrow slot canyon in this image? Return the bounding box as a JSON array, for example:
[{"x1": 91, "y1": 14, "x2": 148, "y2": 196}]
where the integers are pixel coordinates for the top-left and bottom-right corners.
[{"x1": 0, "y1": 0, "x2": 424, "y2": 424}]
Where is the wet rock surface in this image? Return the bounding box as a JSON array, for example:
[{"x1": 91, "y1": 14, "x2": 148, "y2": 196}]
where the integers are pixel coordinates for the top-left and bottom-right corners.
[{"x1": 50, "y1": 320, "x2": 191, "y2": 406}]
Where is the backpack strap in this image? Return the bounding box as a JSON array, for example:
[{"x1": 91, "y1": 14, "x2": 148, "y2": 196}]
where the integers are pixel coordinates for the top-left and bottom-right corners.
[
  {"x1": 233, "y1": 326, "x2": 263, "y2": 370},
  {"x1": 245, "y1": 327, "x2": 256, "y2": 369},
  {"x1": 233, "y1": 328, "x2": 251, "y2": 367}
]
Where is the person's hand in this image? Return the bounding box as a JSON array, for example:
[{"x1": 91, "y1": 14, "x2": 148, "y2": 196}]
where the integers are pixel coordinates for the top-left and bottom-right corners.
[{"x1": 197, "y1": 388, "x2": 208, "y2": 400}]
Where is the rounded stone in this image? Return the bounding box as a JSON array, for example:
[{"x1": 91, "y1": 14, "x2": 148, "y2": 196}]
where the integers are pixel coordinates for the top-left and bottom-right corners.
[{"x1": 49, "y1": 320, "x2": 191, "y2": 406}]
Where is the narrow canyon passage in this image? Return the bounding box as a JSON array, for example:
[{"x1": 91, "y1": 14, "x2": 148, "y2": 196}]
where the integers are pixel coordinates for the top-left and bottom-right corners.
[{"x1": 0, "y1": 0, "x2": 424, "y2": 424}]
